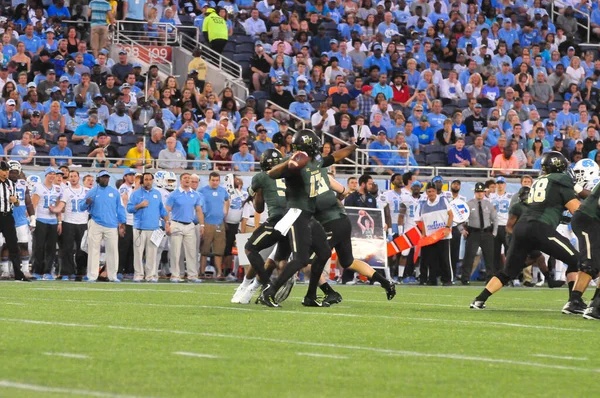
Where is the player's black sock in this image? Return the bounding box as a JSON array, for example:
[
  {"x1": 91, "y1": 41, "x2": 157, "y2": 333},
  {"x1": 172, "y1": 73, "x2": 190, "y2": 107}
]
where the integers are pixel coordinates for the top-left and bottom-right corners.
[
  {"x1": 306, "y1": 257, "x2": 328, "y2": 299},
  {"x1": 475, "y1": 288, "x2": 492, "y2": 302},
  {"x1": 369, "y1": 271, "x2": 390, "y2": 288},
  {"x1": 320, "y1": 282, "x2": 334, "y2": 295},
  {"x1": 592, "y1": 288, "x2": 600, "y2": 301},
  {"x1": 568, "y1": 281, "x2": 575, "y2": 295},
  {"x1": 571, "y1": 290, "x2": 583, "y2": 302},
  {"x1": 246, "y1": 251, "x2": 270, "y2": 285},
  {"x1": 270, "y1": 259, "x2": 303, "y2": 292}
]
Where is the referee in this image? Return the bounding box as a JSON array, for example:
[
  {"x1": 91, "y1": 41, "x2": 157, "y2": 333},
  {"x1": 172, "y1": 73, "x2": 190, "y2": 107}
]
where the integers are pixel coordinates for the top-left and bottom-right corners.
[{"x1": 0, "y1": 161, "x2": 29, "y2": 281}]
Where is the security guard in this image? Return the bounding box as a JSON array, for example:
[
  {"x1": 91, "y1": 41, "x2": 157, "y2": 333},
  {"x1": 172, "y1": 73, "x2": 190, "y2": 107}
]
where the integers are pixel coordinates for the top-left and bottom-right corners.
[
  {"x1": 460, "y1": 182, "x2": 497, "y2": 285},
  {"x1": 202, "y1": 8, "x2": 229, "y2": 54}
]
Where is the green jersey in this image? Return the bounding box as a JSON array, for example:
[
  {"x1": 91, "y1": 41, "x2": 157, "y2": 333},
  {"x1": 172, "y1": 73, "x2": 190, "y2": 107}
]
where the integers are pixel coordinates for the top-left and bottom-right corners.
[
  {"x1": 250, "y1": 172, "x2": 288, "y2": 220},
  {"x1": 508, "y1": 201, "x2": 527, "y2": 219},
  {"x1": 521, "y1": 173, "x2": 576, "y2": 228},
  {"x1": 285, "y1": 155, "x2": 334, "y2": 214},
  {"x1": 314, "y1": 167, "x2": 346, "y2": 224},
  {"x1": 578, "y1": 181, "x2": 600, "y2": 221}
]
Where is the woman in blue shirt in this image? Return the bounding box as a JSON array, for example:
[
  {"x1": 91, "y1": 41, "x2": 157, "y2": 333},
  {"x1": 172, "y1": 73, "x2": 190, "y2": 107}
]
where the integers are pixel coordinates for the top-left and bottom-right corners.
[
  {"x1": 172, "y1": 109, "x2": 198, "y2": 142},
  {"x1": 405, "y1": 59, "x2": 420, "y2": 88},
  {"x1": 269, "y1": 55, "x2": 287, "y2": 84}
]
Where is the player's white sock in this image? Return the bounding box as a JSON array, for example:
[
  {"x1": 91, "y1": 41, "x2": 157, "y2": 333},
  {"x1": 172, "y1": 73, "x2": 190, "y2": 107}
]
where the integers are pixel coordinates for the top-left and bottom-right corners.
[
  {"x1": 240, "y1": 276, "x2": 253, "y2": 288},
  {"x1": 250, "y1": 278, "x2": 261, "y2": 289},
  {"x1": 1, "y1": 260, "x2": 9, "y2": 275},
  {"x1": 21, "y1": 258, "x2": 30, "y2": 275}
]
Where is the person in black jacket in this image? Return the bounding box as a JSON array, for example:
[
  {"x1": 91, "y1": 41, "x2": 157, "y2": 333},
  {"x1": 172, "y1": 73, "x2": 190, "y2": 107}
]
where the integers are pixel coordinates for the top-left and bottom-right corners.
[{"x1": 344, "y1": 174, "x2": 378, "y2": 208}]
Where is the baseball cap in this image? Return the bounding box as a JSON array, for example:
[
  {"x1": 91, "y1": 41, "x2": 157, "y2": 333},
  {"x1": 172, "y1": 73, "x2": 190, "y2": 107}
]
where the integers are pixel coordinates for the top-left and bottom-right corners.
[
  {"x1": 97, "y1": 170, "x2": 110, "y2": 178},
  {"x1": 120, "y1": 83, "x2": 131, "y2": 90},
  {"x1": 133, "y1": 63, "x2": 143, "y2": 68},
  {"x1": 59, "y1": 75, "x2": 70, "y2": 82},
  {"x1": 474, "y1": 182, "x2": 485, "y2": 192},
  {"x1": 330, "y1": 39, "x2": 338, "y2": 44},
  {"x1": 576, "y1": 139, "x2": 584, "y2": 144},
  {"x1": 44, "y1": 167, "x2": 57, "y2": 176},
  {"x1": 320, "y1": 52, "x2": 329, "y2": 57},
  {"x1": 373, "y1": 44, "x2": 383, "y2": 51},
  {"x1": 297, "y1": 90, "x2": 307, "y2": 96},
  {"x1": 6, "y1": 99, "x2": 15, "y2": 106},
  {"x1": 568, "y1": 46, "x2": 575, "y2": 51},
  {"x1": 31, "y1": 110, "x2": 41, "y2": 117},
  {"x1": 411, "y1": 180, "x2": 423, "y2": 188},
  {"x1": 547, "y1": 121, "x2": 555, "y2": 126},
  {"x1": 124, "y1": 168, "x2": 136, "y2": 176},
  {"x1": 45, "y1": 28, "x2": 55, "y2": 33},
  {"x1": 534, "y1": 137, "x2": 541, "y2": 142},
  {"x1": 550, "y1": 108, "x2": 558, "y2": 112},
  {"x1": 420, "y1": 115, "x2": 429, "y2": 122},
  {"x1": 361, "y1": 85, "x2": 372, "y2": 94},
  {"x1": 51, "y1": 87, "x2": 60, "y2": 93},
  {"x1": 118, "y1": 49, "x2": 127, "y2": 55},
  {"x1": 47, "y1": 69, "x2": 56, "y2": 75},
  {"x1": 64, "y1": 102, "x2": 77, "y2": 108},
  {"x1": 275, "y1": 80, "x2": 283, "y2": 86},
  {"x1": 475, "y1": 103, "x2": 482, "y2": 108},
  {"x1": 377, "y1": 130, "x2": 386, "y2": 135},
  {"x1": 496, "y1": 176, "x2": 506, "y2": 184},
  {"x1": 432, "y1": 176, "x2": 443, "y2": 183},
  {"x1": 296, "y1": 75, "x2": 308, "y2": 83},
  {"x1": 94, "y1": 93, "x2": 103, "y2": 99},
  {"x1": 554, "y1": 136, "x2": 563, "y2": 141},
  {"x1": 27, "y1": 82, "x2": 36, "y2": 89}
]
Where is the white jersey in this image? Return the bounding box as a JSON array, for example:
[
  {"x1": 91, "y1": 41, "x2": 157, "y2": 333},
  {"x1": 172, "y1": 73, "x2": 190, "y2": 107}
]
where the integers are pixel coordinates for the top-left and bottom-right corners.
[
  {"x1": 242, "y1": 201, "x2": 268, "y2": 229},
  {"x1": 379, "y1": 189, "x2": 404, "y2": 229},
  {"x1": 157, "y1": 187, "x2": 170, "y2": 205},
  {"x1": 400, "y1": 191, "x2": 424, "y2": 231},
  {"x1": 225, "y1": 189, "x2": 248, "y2": 224},
  {"x1": 491, "y1": 192, "x2": 513, "y2": 226},
  {"x1": 32, "y1": 182, "x2": 61, "y2": 224},
  {"x1": 60, "y1": 185, "x2": 90, "y2": 224},
  {"x1": 119, "y1": 183, "x2": 134, "y2": 226}
]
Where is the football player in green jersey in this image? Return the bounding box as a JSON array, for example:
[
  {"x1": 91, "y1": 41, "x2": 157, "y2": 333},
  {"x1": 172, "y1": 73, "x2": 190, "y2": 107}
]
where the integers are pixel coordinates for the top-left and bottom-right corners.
[
  {"x1": 258, "y1": 130, "x2": 361, "y2": 308},
  {"x1": 471, "y1": 152, "x2": 581, "y2": 309},
  {"x1": 563, "y1": 180, "x2": 600, "y2": 318}
]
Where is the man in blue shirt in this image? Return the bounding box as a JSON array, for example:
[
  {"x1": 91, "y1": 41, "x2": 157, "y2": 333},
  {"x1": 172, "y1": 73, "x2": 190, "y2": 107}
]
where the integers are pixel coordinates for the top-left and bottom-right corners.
[
  {"x1": 414, "y1": 116, "x2": 435, "y2": 145},
  {"x1": 127, "y1": 172, "x2": 170, "y2": 282},
  {"x1": 73, "y1": 113, "x2": 105, "y2": 142},
  {"x1": 48, "y1": 0, "x2": 71, "y2": 20},
  {"x1": 495, "y1": 63, "x2": 515, "y2": 88},
  {"x1": 369, "y1": 131, "x2": 393, "y2": 171},
  {"x1": 124, "y1": 0, "x2": 146, "y2": 32},
  {"x1": 166, "y1": 172, "x2": 205, "y2": 283},
  {"x1": 19, "y1": 25, "x2": 42, "y2": 54},
  {"x1": 256, "y1": 108, "x2": 279, "y2": 139},
  {"x1": 253, "y1": 125, "x2": 275, "y2": 160},
  {"x1": 232, "y1": 142, "x2": 255, "y2": 172},
  {"x1": 482, "y1": 117, "x2": 503, "y2": 147},
  {"x1": 498, "y1": 19, "x2": 519, "y2": 49},
  {"x1": 288, "y1": 90, "x2": 313, "y2": 124},
  {"x1": 363, "y1": 43, "x2": 392, "y2": 75},
  {"x1": 371, "y1": 73, "x2": 393, "y2": 101},
  {"x1": 199, "y1": 172, "x2": 230, "y2": 279},
  {"x1": 80, "y1": 170, "x2": 127, "y2": 282},
  {"x1": 49, "y1": 134, "x2": 73, "y2": 167},
  {"x1": 0, "y1": 99, "x2": 23, "y2": 138},
  {"x1": 447, "y1": 137, "x2": 472, "y2": 167}
]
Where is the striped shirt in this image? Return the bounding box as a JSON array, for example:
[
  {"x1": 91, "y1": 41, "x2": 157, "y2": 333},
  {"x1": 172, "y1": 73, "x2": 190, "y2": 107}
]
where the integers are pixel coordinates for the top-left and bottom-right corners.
[
  {"x1": 89, "y1": 0, "x2": 112, "y2": 26},
  {"x1": 0, "y1": 178, "x2": 16, "y2": 213}
]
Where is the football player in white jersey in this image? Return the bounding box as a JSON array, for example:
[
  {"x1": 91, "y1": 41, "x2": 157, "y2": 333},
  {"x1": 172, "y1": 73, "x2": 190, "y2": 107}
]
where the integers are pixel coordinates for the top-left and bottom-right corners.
[
  {"x1": 399, "y1": 180, "x2": 425, "y2": 283},
  {"x1": 53, "y1": 170, "x2": 90, "y2": 280},
  {"x1": 443, "y1": 179, "x2": 467, "y2": 275},
  {"x1": 491, "y1": 176, "x2": 514, "y2": 277},
  {"x1": 378, "y1": 173, "x2": 404, "y2": 235},
  {"x1": 156, "y1": 171, "x2": 176, "y2": 277},
  {"x1": 118, "y1": 169, "x2": 136, "y2": 279},
  {"x1": 0, "y1": 161, "x2": 34, "y2": 279}
]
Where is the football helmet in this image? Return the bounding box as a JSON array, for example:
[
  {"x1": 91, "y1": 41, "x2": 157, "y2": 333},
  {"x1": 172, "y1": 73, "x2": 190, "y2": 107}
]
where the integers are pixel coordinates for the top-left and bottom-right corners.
[{"x1": 540, "y1": 151, "x2": 569, "y2": 175}]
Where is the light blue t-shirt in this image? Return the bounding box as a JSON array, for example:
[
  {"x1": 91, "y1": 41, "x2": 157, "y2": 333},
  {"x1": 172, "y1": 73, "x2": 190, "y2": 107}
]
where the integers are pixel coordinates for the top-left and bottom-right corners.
[
  {"x1": 126, "y1": 0, "x2": 146, "y2": 20},
  {"x1": 199, "y1": 185, "x2": 230, "y2": 225}
]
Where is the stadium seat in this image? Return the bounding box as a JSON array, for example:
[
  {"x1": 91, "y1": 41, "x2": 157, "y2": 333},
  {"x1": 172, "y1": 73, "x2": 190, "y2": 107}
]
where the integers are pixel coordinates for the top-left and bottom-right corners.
[
  {"x1": 71, "y1": 144, "x2": 89, "y2": 157},
  {"x1": 538, "y1": 108, "x2": 550, "y2": 119},
  {"x1": 464, "y1": 135, "x2": 474, "y2": 146},
  {"x1": 425, "y1": 152, "x2": 447, "y2": 165},
  {"x1": 423, "y1": 144, "x2": 444, "y2": 155},
  {"x1": 235, "y1": 43, "x2": 254, "y2": 54},
  {"x1": 414, "y1": 151, "x2": 426, "y2": 165},
  {"x1": 117, "y1": 146, "x2": 130, "y2": 158},
  {"x1": 233, "y1": 54, "x2": 248, "y2": 63},
  {"x1": 549, "y1": 100, "x2": 563, "y2": 110},
  {"x1": 251, "y1": 91, "x2": 270, "y2": 100},
  {"x1": 224, "y1": 42, "x2": 235, "y2": 52},
  {"x1": 233, "y1": 35, "x2": 254, "y2": 44},
  {"x1": 457, "y1": 99, "x2": 468, "y2": 109}
]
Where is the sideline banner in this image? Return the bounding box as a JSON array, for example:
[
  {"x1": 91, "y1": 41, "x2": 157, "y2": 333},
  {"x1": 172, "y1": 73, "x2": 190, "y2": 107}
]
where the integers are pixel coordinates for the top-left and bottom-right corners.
[{"x1": 345, "y1": 206, "x2": 387, "y2": 269}]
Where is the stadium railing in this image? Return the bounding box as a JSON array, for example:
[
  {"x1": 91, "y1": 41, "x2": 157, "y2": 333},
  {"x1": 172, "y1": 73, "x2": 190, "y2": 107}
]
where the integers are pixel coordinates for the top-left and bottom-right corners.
[
  {"x1": 551, "y1": 1, "x2": 598, "y2": 45},
  {"x1": 266, "y1": 100, "x2": 306, "y2": 132}
]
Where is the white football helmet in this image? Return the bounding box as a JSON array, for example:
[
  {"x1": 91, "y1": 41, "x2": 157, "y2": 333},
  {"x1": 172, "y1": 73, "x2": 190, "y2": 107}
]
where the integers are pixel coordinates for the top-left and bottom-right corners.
[
  {"x1": 573, "y1": 159, "x2": 599, "y2": 185},
  {"x1": 26, "y1": 174, "x2": 41, "y2": 191},
  {"x1": 164, "y1": 171, "x2": 177, "y2": 191},
  {"x1": 154, "y1": 171, "x2": 166, "y2": 188},
  {"x1": 7, "y1": 160, "x2": 21, "y2": 173}
]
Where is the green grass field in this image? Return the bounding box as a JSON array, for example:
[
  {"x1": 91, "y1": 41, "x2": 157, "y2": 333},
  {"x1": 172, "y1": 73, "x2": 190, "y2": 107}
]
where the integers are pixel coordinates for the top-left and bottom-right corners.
[{"x1": 1, "y1": 281, "x2": 599, "y2": 397}]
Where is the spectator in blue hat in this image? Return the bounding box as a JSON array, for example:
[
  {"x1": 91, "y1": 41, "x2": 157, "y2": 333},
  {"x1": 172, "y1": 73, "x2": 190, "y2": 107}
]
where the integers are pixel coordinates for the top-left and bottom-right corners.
[
  {"x1": 289, "y1": 91, "x2": 312, "y2": 124},
  {"x1": 363, "y1": 44, "x2": 392, "y2": 75},
  {"x1": 0, "y1": 99, "x2": 23, "y2": 138}
]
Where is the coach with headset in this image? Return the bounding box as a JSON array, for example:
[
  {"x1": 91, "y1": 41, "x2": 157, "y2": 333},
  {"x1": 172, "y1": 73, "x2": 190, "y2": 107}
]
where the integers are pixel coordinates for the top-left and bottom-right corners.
[{"x1": 79, "y1": 170, "x2": 127, "y2": 282}]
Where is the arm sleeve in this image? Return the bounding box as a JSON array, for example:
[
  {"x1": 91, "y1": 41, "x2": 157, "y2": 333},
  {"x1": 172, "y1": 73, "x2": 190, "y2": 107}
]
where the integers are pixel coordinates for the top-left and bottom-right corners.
[
  {"x1": 322, "y1": 154, "x2": 335, "y2": 168},
  {"x1": 126, "y1": 190, "x2": 138, "y2": 213}
]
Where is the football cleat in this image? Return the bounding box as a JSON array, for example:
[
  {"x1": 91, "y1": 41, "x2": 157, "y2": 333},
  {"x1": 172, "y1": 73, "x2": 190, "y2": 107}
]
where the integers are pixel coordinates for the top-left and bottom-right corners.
[
  {"x1": 231, "y1": 283, "x2": 246, "y2": 304},
  {"x1": 385, "y1": 282, "x2": 396, "y2": 300},
  {"x1": 274, "y1": 277, "x2": 295, "y2": 303},
  {"x1": 239, "y1": 281, "x2": 261, "y2": 305},
  {"x1": 548, "y1": 280, "x2": 565, "y2": 288},
  {"x1": 323, "y1": 291, "x2": 343, "y2": 305},
  {"x1": 583, "y1": 306, "x2": 600, "y2": 320},
  {"x1": 562, "y1": 300, "x2": 587, "y2": 315},
  {"x1": 257, "y1": 285, "x2": 280, "y2": 308},
  {"x1": 470, "y1": 300, "x2": 486, "y2": 310},
  {"x1": 301, "y1": 296, "x2": 331, "y2": 307}
]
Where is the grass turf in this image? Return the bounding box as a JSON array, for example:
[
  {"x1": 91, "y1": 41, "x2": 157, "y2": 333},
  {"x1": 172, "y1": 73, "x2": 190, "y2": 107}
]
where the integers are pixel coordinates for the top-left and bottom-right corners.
[{"x1": 0, "y1": 281, "x2": 599, "y2": 397}]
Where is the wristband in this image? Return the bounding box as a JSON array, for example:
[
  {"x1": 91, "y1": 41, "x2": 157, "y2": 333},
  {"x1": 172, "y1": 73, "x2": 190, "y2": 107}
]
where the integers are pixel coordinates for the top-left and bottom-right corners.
[
  {"x1": 574, "y1": 184, "x2": 583, "y2": 194},
  {"x1": 200, "y1": 224, "x2": 205, "y2": 227}
]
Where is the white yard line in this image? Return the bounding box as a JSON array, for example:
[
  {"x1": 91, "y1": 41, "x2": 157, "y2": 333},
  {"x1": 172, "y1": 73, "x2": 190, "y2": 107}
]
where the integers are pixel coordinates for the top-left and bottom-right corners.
[
  {"x1": 173, "y1": 351, "x2": 221, "y2": 359},
  {"x1": 0, "y1": 298, "x2": 591, "y2": 333},
  {"x1": 1, "y1": 317, "x2": 599, "y2": 374},
  {"x1": 296, "y1": 352, "x2": 348, "y2": 359},
  {"x1": 0, "y1": 380, "x2": 155, "y2": 398},
  {"x1": 4, "y1": 302, "x2": 25, "y2": 305},
  {"x1": 42, "y1": 352, "x2": 90, "y2": 359},
  {"x1": 532, "y1": 354, "x2": 588, "y2": 361}
]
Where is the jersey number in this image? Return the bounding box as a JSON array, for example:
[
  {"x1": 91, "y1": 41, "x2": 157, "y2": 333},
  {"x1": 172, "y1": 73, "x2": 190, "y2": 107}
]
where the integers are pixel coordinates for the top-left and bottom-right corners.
[
  {"x1": 528, "y1": 178, "x2": 548, "y2": 204},
  {"x1": 309, "y1": 174, "x2": 327, "y2": 197},
  {"x1": 275, "y1": 179, "x2": 286, "y2": 197},
  {"x1": 70, "y1": 199, "x2": 86, "y2": 213},
  {"x1": 43, "y1": 195, "x2": 57, "y2": 208}
]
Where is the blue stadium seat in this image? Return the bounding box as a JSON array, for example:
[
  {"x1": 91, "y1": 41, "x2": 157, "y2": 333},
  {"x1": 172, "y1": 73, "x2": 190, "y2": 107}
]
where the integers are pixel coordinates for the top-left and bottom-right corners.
[
  {"x1": 423, "y1": 144, "x2": 444, "y2": 154},
  {"x1": 414, "y1": 151, "x2": 426, "y2": 165},
  {"x1": 251, "y1": 91, "x2": 270, "y2": 100},
  {"x1": 426, "y1": 152, "x2": 447, "y2": 165},
  {"x1": 117, "y1": 146, "x2": 130, "y2": 158}
]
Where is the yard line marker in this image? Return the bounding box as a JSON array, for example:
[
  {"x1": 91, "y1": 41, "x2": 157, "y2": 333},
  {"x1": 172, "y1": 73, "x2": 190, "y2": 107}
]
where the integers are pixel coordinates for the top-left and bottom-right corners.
[
  {"x1": 173, "y1": 351, "x2": 220, "y2": 359},
  {"x1": 4, "y1": 302, "x2": 25, "y2": 305},
  {"x1": 0, "y1": 298, "x2": 590, "y2": 333},
  {"x1": 532, "y1": 354, "x2": 588, "y2": 361},
  {"x1": 42, "y1": 352, "x2": 90, "y2": 359},
  {"x1": 297, "y1": 352, "x2": 348, "y2": 359},
  {"x1": 30, "y1": 287, "x2": 195, "y2": 294},
  {"x1": 0, "y1": 380, "x2": 154, "y2": 398},
  {"x1": 1, "y1": 317, "x2": 600, "y2": 374}
]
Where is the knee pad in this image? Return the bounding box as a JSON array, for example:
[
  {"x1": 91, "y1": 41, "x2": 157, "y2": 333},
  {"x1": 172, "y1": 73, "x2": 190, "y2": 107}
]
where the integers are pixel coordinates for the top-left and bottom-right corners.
[
  {"x1": 496, "y1": 272, "x2": 511, "y2": 285},
  {"x1": 579, "y1": 260, "x2": 599, "y2": 278}
]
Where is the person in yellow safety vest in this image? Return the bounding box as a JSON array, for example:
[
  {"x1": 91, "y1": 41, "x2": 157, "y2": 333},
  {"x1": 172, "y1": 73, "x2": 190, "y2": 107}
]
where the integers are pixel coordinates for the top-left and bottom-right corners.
[{"x1": 202, "y1": 8, "x2": 229, "y2": 54}]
